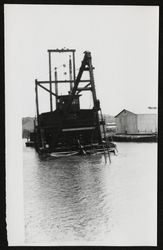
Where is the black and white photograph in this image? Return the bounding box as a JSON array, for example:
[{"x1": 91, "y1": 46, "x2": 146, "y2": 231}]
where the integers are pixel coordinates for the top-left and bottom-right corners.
[{"x1": 5, "y1": 4, "x2": 158, "y2": 246}]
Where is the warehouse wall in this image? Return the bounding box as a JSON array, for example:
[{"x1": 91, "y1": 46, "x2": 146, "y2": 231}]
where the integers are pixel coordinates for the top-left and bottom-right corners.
[
  {"x1": 116, "y1": 110, "x2": 137, "y2": 134},
  {"x1": 137, "y1": 114, "x2": 157, "y2": 133}
]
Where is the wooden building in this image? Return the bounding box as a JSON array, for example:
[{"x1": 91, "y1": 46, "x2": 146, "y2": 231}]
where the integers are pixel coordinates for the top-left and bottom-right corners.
[{"x1": 115, "y1": 109, "x2": 157, "y2": 134}]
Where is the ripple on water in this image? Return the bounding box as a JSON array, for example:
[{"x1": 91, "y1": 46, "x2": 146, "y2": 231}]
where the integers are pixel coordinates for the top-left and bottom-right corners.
[{"x1": 23, "y1": 142, "x2": 157, "y2": 245}]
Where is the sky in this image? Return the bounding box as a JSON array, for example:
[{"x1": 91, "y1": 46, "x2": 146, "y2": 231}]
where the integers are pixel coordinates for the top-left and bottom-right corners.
[{"x1": 5, "y1": 5, "x2": 159, "y2": 117}]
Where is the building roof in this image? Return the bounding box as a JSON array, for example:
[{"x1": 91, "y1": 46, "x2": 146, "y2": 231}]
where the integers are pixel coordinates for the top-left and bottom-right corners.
[
  {"x1": 114, "y1": 109, "x2": 136, "y2": 118},
  {"x1": 130, "y1": 108, "x2": 157, "y2": 115},
  {"x1": 115, "y1": 108, "x2": 157, "y2": 118}
]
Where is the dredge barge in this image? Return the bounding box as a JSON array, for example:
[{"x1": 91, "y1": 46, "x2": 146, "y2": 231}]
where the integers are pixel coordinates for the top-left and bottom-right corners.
[{"x1": 27, "y1": 49, "x2": 116, "y2": 158}]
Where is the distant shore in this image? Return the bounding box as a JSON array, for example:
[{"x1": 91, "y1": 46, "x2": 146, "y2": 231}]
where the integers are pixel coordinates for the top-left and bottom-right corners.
[{"x1": 107, "y1": 133, "x2": 157, "y2": 142}]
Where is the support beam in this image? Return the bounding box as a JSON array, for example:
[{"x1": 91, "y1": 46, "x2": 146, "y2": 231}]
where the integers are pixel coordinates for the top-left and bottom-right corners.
[
  {"x1": 86, "y1": 52, "x2": 97, "y2": 106},
  {"x1": 37, "y1": 83, "x2": 57, "y2": 97},
  {"x1": 69, "y1": 56, "x2": 73, "y2": 92},
  {"x1": 54, "y1": 68, "x2": 58, "y2": 109},
  {"x1": 48, "y1": 51, "x2": 53, "y2": 111},
  {"x1": 77, "y1": 83, "x2": 91, "y2": 93},
  {"x1": 36, "y1": 80, "x2": 90, "y2": 84},
  {"x1": 48, "y1": 49, "x2": 76, "y2": 53},
  {"x1": 35, "y1": 79, "x2": 39, "y2": 120},
  {"x1": 77, "y1": 87, "x2": 92, "y2": 92},
  {"x1": 72, "y1": 51, "x2": 76, "y2": 85},
  {"x1": 84, "y1": 66, "x2": 95, "y2": 71}
]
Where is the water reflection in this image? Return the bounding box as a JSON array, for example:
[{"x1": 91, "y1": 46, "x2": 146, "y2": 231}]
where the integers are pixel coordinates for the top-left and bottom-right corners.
[
  {"x1": 32, "y1": 155, "x2": 113, "y2": 242},
  {"x1": 23, "y1": 142, "x2": 157, "y2": 244}
]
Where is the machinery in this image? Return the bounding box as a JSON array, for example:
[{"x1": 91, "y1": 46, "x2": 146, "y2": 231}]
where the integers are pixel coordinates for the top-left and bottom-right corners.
[{"x1": 29, "y1": 49, "x2": 116, "y2": 158}]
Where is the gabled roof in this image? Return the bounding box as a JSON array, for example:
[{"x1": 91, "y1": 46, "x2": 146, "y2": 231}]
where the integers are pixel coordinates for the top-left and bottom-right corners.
[
  {"x1": 131, "y1": 108, "x2": 157, "y2": 115},
  {"x1": 115, "y1": 108, "x2": 157, "y2": 118},
  {"x1": 114, "y1": 109, "x2": 136, "y2": 118}
]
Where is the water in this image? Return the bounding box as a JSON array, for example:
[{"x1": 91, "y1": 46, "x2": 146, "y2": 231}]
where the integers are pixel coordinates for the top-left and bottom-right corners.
[{"x1": 23, "y1": 141, "x2": 157, "y2": 245}]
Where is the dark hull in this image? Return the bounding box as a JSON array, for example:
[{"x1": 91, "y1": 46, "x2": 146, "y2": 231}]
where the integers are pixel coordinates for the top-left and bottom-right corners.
[
  {"x1": 25, "y1": 138, "x2": 117, "y2": 156},
  {"x1": 39, "y1": 141, "x2": 117, "y2": 155},
  {"x1": 112, "y1": 134, "x2": 157, "y2": 142}
]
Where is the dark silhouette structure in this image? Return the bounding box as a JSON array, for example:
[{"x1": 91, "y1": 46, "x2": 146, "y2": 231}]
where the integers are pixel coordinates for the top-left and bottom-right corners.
[{"x1": 28, "y1": 49, "x2": 116, "y2": 157}]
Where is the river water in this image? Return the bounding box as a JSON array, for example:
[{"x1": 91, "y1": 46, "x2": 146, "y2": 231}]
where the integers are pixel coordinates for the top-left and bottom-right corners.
[{"x1": 23, "y1": 142, "x2": 157, "y2": 246}]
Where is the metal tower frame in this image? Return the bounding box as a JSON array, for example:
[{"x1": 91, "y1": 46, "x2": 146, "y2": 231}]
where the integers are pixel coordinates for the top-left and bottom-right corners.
[{"x1": 35, "y1": 49, "x2": 103, "y2": 151}]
